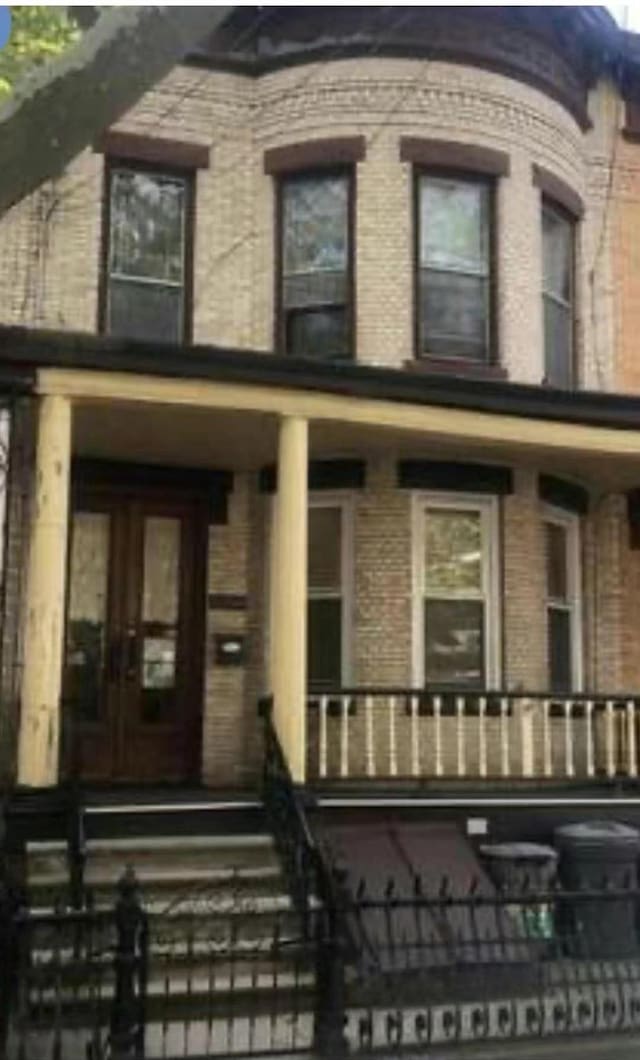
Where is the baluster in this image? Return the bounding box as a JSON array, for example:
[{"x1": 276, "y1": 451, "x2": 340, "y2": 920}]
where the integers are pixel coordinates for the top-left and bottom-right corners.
[
  {"x1": 585, "y1": 700, "x2": 595, "y2": 778},
  {"x1": 519, "y1": 697, "x2": 534, "y2": 778},
  {"x1": 500, "y1": 697, "x2": 510, "y2": 777},
  {"x1": 456, "y1": 696, "x2": 466, "y2": 777},
  {"x1": 433, "y1": 695, "x2": 443, "y2": 777},
  {"x1": 478, "y1": 696, "x2": 487, "y2": 778},
  {"x1": 564, "y1": 700, "x2": 575, "y2": 778},
  {"x1": 319, "y1": 696, "x2": 328, "y2": 779},
  {"x1": 410, "y1": 694, "x2": 420, "y2": 777},
  {"x1": 542, "y1": 699, "x2": 552, "y2": 778},
  {"x1": 388, "y1": 695, "x2": 398, "y2": 777},
  {"x1": 365, "y1": 694, "x2": 375, "y2": 778},
  {"x1": 340, "y1": 695, "x2": 350, "y2": 778},
  {"x1": 627, "y1": 700, "x2": 638, "y2": 778},
  {"x1": 604, "y1": 700, "x2": 616, "y2": 778}
]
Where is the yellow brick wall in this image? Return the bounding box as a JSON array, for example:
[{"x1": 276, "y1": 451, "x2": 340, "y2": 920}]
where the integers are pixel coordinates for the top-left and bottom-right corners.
[
  {"x1": 0, "y1": 52, "x2": 628, "y2": 784},
  {"x1": 0, "y1": 59, "x2": 615, "y2": 386},
  {"x1": 613, "y1": 105, "x2": 640, "y2": 396},
  {"x1": 200, "y1": 458, "x2": 630, "y2": 785}
]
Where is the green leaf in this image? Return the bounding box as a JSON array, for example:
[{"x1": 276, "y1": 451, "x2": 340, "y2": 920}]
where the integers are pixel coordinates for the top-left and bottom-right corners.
[{"x1": 0, "y1": 6, "x2": 79, "y2": 96}]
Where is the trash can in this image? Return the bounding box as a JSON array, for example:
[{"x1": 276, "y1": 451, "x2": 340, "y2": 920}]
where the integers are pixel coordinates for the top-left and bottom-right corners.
[
  {"x1": 480, "y1": 843, "x2": 558, "y2": 950},
  {"x1": 554, "y1": 821, "x2": 640, "y2": 958}
]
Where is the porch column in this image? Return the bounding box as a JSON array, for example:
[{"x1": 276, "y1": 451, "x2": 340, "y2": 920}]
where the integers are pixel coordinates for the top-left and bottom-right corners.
[
  {"x1": 271, "y1": 415, "x2": 308, "y2": 783},
  {"x1": 17, "y1": 394, "x2": 71, "y2": 788}
]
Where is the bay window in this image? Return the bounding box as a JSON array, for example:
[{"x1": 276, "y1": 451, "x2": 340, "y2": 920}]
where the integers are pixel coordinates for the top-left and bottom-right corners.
[
  {"x1": 544, "y1": 510, "x2": 582, "y2": 692},
  {"x1": 417, "y1": 496, "x2": 499, "y2": 688},
  {"x1": 542, "y1": 200, "x2": 574, "y2": 388},
  {"x1": 104, "y1": 163, "x2": 191, "y2": 344},
  {"x1": 279, "y1": 170, "x2": 351, "y2": 359},
  {"x1": 417, "y1": 173, "x2": 492, "y2": 361},
  {"x1": 307, "y1": 500, "x2": 350, "y2": 689}
]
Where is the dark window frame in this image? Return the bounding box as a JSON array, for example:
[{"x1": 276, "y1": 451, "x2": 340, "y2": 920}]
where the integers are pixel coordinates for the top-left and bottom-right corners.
[
  {"x1": 541, "y1": 195, "x2": 576, "y2": 389},
  {"x1": 413, "y1": 167, "x2": 498, "y2": 367},
  {"x1": 275, "y1": 165, "x2": 356, "y2": 361},
  {"x1": 98, "y1": 156, "x2": 196, "y2": 345}
]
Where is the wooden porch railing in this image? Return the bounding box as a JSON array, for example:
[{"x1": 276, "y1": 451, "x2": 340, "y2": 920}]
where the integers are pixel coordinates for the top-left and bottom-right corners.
[{"x1": 306, "y1": 689, "x2": 640, "y2": 784}]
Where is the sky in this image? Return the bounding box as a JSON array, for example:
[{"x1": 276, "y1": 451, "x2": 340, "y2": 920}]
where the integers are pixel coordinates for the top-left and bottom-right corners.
[{"x1": 608, "y1": 3, "x2": 640, "y2": 30}]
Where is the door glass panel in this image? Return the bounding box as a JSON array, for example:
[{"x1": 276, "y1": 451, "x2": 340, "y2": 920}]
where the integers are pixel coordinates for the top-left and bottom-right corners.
[
  {"x1": 141, "y1": 516, "x2": 181, "y2": 722},
  {"x1": 66, "y1": 512, "x2": 110, "y2": 722}
]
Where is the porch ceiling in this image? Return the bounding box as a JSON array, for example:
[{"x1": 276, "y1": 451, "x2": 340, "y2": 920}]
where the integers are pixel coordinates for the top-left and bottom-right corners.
[
  {"x1": 72, "y1": 401, "x2": 280, "y2": 469},
  {"x1": 71, "y1": 397, "x2": 640, "y2": 491}
]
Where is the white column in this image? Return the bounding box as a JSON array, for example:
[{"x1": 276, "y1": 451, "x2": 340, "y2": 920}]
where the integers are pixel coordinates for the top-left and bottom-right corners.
[
  {"x1": 271, "y1": 415, "x2": 308, "y2": 783},
  {"x1": 17, "y1": 394, "x2": 71, "y2": 788}
]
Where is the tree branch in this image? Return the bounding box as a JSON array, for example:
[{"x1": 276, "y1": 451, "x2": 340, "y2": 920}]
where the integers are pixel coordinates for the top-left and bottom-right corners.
[{"x1": 0, "y1": 6, "x2": 233, "y2": 216}]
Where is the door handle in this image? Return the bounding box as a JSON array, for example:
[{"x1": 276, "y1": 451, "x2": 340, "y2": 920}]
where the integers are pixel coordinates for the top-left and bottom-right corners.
[{"x1": 124, "y1": 626, "x2": 139, "y2": 681}]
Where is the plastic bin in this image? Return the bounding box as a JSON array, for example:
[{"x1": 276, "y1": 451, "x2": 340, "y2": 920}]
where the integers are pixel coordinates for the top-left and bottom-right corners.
[
  {"x1": 554, "y1": 820, "x2": 640, "y2": 958},
  {"x1": 480, "y1": 843, "x2": 558, "y2": 947}
]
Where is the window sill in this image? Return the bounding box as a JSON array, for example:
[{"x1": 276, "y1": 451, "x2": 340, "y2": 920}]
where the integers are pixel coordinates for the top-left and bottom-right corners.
[{"x1": 405, "y1": 357, "x2": 508, "y2": 381}]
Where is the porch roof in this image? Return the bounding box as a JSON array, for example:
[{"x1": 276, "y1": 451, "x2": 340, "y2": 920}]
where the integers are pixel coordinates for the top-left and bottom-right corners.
[
  {"x1": 2, "y1": 321, "x2": 640, "y2": 432},
  {"x1": 4, "y1": 324, "x2": 640, "y2": 485}
]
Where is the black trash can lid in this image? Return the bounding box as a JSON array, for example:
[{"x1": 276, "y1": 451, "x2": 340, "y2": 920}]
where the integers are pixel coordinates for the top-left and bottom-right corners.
[
  {"x1": 555, "y1": 821, "x2": 640, "y2": 852},
  {"x1": 480, "y1": 842, "x2": 558, "y2": 862}
]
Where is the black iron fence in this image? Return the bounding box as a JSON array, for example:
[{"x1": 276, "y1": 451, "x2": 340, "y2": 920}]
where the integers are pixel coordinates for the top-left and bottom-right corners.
[
  {"x1": 4, "y1": 863, "x2": 640, "y2": 1058},
  {"x1": 336, "y1": 874, "x2": 640, "y2": 1052},
  {"x1": 0, "y1": 869, "x2": 147, "y2": 1060}
]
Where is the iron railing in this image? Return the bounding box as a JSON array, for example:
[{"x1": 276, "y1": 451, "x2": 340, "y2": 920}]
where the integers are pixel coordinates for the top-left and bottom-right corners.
[
  {"x1": 306, "y1": 687, "x2": 640, "y2": 784},
  {"x1": 5, "y1": 860, "x2": 640, "y2": 1058},
  {"x1": 262, "y1": 702, "x2": 334, "y2": 919},
  {"x1": 336, "y1": 873, "x2": 640, "y2": 1053},
  {"x1": 0, "y1": 869, "x2": 147, "y2": 1060}
]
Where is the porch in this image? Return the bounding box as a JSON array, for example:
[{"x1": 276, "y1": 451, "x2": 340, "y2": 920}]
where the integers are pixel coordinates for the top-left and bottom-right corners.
[
  {"x1": 305, "y1": 689, "x2": 640, "y2": 790},
  {"x1": 5, "y1": 332, "x2": 640, "y2": 798}
]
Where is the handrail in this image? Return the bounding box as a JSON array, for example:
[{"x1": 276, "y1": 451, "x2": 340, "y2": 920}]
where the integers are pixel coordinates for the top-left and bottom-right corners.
[
  {"x1": 305, "y1": 686, "x2": 640, "y2": 783},
  {"x1": 262, "y1": 703, "x2": 336, "y2": 917},
  {"x1": 307, "y1": 686, "x2": 640, "y2": 702}
]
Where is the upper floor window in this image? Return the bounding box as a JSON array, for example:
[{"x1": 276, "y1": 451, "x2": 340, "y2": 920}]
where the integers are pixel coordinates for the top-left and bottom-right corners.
[
  {"x1": 104, "y1": 163, "x2": 191, "y2": 344},
  {"x1": 279, "y1": 170, "x2": 351, "y2": 360},
  {"x1": 542, "y1": 201, "x2": 574, "y2": 388},
  {"x1": 417, "y1": 173, "x2": 492, "y2": 362}
]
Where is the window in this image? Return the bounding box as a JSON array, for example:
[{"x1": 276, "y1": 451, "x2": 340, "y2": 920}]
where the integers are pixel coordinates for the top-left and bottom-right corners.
[
  {"x1": 104, "y1": 164, "x2": 190, "y2": 343},
  {"x1": 307, "y1": 500, "x2": 350, "y2": 689},
  {"x1": 544, "y1": 510, "x2": 581, "y2": 692},
  {"x1": 417, "y1": 174, "x2": 492, "y2": 361},
  {"x1": 542, "y1": 201, "x2": 574, "y2": 388},
  {"x1": 415, "y1": 496, "x2": 499, "y2": 688},
  {"x1": 279, "y1": 171, "x2": 351, "y2": 359}
]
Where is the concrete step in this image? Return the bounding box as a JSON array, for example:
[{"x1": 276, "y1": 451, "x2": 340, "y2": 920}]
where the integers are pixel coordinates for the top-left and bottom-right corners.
[
  {"x1": 26, "y1": 833, "x2": 286, "y2": 916},
  {"x1": 27, "y1": 833, "x2": 279, "y2": 884},
  {"x1": 29, "y1": 864, "x2": 286, "y2": 907}
]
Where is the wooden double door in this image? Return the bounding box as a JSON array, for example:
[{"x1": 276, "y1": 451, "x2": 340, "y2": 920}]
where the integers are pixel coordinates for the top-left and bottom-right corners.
[{"x1": 63, "y1": 483, "x2": 207, "y2": 783}]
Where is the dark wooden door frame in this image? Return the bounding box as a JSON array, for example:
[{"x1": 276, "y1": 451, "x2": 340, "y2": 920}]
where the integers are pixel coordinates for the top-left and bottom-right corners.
[{"x1": 63, "y1": 468, "x2": 210, "y2": 784}]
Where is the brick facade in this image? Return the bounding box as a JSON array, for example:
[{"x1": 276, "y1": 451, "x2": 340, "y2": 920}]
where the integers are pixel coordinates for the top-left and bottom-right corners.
[
  {"x1": 0, "y1": 20, "x2": 635, "y2": 786},
  {"x1": 196, "y1": 458, "x2": 631, "y2": 786}
]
